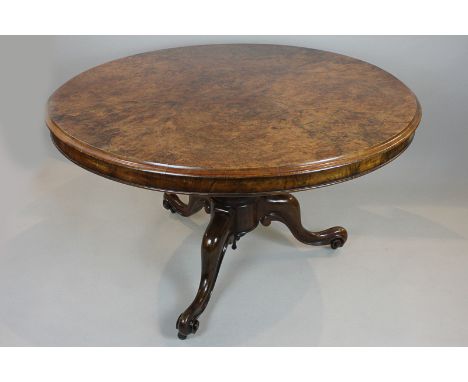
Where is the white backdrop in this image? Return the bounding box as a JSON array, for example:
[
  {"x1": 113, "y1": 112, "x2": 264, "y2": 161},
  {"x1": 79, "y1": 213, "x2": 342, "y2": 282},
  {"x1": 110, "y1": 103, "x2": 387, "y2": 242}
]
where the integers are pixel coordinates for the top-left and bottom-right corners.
[{"x1": 0, "y1": 36, "x2": 467, "y2": 345}]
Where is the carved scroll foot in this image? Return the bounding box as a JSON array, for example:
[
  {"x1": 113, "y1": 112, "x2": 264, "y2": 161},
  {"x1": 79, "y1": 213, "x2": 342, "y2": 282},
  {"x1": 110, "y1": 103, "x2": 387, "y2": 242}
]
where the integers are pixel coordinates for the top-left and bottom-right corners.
[
  {"x1": 164, "y1": 193, "x2": 347, "y2": 338},
  {"x1": 176, "y1": 205, "x2": 234, "y2": 339},
  {"x1": 163, "y1": 193, "x2": 210, "y2": 217},
  {"x1": 259, "y1": 194, "x2": 348, "y2": 249}
]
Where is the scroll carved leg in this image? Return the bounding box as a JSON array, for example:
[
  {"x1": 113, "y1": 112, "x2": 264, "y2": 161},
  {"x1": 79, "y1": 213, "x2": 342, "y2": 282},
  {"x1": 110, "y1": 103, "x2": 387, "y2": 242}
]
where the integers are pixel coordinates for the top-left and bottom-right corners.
[
  {"x1": 259, "y1": 194, "x2": 347, "y2": 249},
  {"x1": 163, "y1": 193, "x2": 210, "y2": 216},
  {"x1": 164, "y1": 193, "x2": 347, "y2": 339},
  {"x1": 176, "y1": 205, "x2": 234, "y2": 339}
]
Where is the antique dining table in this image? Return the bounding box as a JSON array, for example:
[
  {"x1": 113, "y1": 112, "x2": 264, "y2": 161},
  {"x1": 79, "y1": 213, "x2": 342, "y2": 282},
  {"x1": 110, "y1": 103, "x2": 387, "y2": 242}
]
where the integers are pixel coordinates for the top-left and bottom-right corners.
[{"x1": 46, "y1": 44, "x2": 422, "y2": 339}]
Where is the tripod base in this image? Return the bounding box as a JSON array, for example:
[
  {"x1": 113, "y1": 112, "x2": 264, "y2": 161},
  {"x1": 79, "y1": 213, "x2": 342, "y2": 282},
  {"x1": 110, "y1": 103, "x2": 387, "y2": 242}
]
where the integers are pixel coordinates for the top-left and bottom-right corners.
[{"x1": 163, "y1": 193, "x2": 347, "y2": 339}]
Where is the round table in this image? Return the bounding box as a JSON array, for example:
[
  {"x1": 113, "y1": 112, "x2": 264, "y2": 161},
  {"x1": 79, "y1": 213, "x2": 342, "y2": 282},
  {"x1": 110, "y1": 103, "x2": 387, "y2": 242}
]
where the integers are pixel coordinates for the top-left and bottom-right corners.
[{"x1": 46, "y1": 44, "x2": 422, "y2": 339}]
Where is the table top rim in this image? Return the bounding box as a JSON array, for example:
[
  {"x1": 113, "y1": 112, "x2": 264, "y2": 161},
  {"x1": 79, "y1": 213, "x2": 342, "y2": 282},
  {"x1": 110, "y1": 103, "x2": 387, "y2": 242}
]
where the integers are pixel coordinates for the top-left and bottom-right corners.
[
  {"x1": 46, "y1": 44, "x2": 422, "y2": 194},
  {"x1": 46, "y1": 104, "x2": 421, "y2": 178}
]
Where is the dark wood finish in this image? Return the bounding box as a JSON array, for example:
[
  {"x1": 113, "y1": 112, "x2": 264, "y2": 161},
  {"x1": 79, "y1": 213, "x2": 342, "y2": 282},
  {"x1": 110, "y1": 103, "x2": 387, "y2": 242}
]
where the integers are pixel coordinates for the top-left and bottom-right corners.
[
  {"x1": 174, "y1": 193, "x2": 347, "y2": 339},
  {"x1": 45, "y1": 44, "x2": 422, "y2": 339},
  {"x1": 46, "y1": 44, "x2": 421, "y2": 195},
  {"x1": 259, "y1": 194, "x2": 347, "y2": 249},
  {"x1": 176, "y1": 203, "x2": 233, "y2": 339},
  {"x1": 163, "y1": 193, "x2": 210, "y2": 216}
]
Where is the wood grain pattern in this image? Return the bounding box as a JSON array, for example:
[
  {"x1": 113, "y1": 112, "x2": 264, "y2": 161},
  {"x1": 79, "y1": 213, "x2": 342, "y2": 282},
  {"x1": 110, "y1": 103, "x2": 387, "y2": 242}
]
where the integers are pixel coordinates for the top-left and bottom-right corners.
[
  {"x1": 173, "y1": 193, "x2": 348, "y2": 339},
  {"x1": 46, "y1": 44, "x2": 421, "y2": 195}
]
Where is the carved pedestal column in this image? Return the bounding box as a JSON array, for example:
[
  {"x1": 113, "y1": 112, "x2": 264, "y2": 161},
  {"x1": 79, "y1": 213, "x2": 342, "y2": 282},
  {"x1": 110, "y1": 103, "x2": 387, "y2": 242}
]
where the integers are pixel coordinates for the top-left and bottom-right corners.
[{"x1": 163, "y1": 193, "x2": 347, "y2": 339}]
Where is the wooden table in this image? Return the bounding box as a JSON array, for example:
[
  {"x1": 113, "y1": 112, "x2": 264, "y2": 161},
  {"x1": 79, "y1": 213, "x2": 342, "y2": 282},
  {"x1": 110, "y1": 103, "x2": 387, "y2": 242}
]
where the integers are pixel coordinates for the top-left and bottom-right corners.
[{"x1": 46, "y1": 44, "x2": 422, "y2": 339}]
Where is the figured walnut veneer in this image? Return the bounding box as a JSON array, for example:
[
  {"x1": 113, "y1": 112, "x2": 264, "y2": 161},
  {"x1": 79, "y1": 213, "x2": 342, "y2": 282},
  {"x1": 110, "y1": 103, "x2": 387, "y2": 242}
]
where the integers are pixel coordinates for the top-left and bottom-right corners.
[
  {"x1": 46, "y1": 44, "x2": 421, "y2": 195},
  {"x1": 46, "y1": 45, "x2": 422, "y2": 339}
]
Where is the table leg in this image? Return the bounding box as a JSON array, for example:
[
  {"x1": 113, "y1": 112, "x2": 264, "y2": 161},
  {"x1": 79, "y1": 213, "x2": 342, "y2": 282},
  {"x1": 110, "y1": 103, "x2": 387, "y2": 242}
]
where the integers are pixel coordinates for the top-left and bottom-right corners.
[
  {"x1": 259, "y1": 194, "x2": 347, "y2": 249},
  {"x1": 176, "y1": 206, "x2": 235, "y2": 339},
  {"x1": 163, "y1": 193, "x2": 210, "y2": 216},
  {"x1": 164, "y1": 193, "x2": 347, "y2": 339}
]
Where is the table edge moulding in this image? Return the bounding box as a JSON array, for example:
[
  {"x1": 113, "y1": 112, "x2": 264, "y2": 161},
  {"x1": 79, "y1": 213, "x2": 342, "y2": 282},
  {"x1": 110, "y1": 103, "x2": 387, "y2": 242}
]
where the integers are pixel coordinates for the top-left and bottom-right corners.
[{"x1": 46, "y1": 44, "x2": 422, "y2": 339}]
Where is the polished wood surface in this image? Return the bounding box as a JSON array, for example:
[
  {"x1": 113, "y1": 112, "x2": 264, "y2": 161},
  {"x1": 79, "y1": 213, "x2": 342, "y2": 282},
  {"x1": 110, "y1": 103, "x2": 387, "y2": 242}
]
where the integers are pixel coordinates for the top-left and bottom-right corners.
[
  {"x1": 170, "y1": 194, "x2": 347, "y2": 339},
  {"x1": 46, "y1": 44, "x2": 422, "y2": 339},
  {"x1": 47, "y1": 44, "x2": 421, "y2": 195}
]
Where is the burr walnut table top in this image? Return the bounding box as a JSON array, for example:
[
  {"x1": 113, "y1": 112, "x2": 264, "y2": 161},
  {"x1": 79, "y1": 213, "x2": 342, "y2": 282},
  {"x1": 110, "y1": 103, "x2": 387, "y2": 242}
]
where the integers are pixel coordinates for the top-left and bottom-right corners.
[{"x1": 46, "y1": 44, "x2": 421, "y2": 195}]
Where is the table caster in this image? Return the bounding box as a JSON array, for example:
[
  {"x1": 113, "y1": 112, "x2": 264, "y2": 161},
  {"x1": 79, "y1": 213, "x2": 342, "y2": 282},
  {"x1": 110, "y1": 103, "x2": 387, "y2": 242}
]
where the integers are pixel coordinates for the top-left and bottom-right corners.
[{"x1": 330, "y1": 238, "x2": 345, "y2": 249}]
